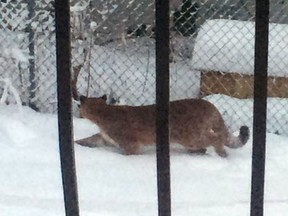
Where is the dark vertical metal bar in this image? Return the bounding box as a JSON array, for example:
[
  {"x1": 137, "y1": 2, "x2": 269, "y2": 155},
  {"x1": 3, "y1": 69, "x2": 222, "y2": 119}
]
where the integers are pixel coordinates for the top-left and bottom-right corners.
[
  {"x1": 27, "y1": 0, "x2": 38, "y2": 110},
  {"x1": 250, "y1": 0, "x2": 269, "y2": 216},
  {"x1": 155, "y1": 0, "x2": 171, "y2": 216},
  {"x1": 55, "y1": 0, "x2": 80, "y2": 216}
]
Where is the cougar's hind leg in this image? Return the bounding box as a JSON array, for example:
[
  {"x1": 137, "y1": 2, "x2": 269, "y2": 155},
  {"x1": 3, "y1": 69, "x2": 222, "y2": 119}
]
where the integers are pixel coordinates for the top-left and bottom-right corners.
[
  {"x1": 212, "y1": 134, "x2": 228, "y2": 157},
  {"x1": 121, "y1": 143, "x2": 141, "y2": 155},
  {"x1": 119, "y1": 137, "x2": 141, "y2": 155},
  {"x1": 214, "y1": 145, "x2": 228, "y2": 158},
  {"x1": 179, "y1": 140, "x2": 207, "y2": 155},
  {"x1": 206, "y1": 129, "x2": 228, "y2": 158}
]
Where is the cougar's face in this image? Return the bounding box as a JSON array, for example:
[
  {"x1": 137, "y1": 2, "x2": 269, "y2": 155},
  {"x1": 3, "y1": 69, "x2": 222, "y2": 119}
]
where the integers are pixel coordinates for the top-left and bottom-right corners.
[{"x1": 79, "y1": 95, "x2": 107, "y2": 118}]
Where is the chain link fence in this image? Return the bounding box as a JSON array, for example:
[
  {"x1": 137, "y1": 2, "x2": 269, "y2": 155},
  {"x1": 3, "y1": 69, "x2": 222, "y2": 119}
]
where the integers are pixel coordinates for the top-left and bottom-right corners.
[{"x1": 0, "y1": 0, "x2": 288, "y2": 135}]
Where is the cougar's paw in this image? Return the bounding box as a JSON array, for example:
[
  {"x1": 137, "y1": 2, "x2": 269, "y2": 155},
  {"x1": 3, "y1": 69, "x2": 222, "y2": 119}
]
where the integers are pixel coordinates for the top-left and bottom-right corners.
[{"x1": 188, "y1": 148, "x2": 207, "y2": 155}]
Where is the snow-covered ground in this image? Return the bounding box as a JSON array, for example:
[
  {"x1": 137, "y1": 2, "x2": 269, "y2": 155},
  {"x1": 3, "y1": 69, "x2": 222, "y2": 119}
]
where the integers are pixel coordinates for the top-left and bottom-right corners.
[
  {"x1": 1, "y1": 18, "x2": 288, "y2": 215},
  {"x1": 1, "y1": 100, "x2": 288, "y2": 216}
]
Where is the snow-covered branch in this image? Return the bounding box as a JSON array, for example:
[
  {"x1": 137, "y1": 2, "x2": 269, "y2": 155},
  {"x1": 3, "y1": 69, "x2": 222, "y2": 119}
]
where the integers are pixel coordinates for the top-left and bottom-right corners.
[
  {"x1": 1, "y1": 47, "x2": 29, "y2": 65},
  {"x1": 0, "y1": 78, "x2": 22, "y2": 113}
]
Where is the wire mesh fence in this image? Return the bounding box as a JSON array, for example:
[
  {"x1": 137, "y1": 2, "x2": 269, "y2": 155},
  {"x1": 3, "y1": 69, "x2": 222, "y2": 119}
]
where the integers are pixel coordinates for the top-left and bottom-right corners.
[{"x1": 0, "y1": 0, "x2": 288, "y2": 135}]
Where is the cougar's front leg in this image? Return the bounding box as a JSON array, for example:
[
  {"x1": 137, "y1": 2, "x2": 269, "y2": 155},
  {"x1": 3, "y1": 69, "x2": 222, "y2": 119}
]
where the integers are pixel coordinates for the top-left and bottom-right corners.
[
  {"x1": 188, "y1": 148, "x2": 207, "y2": 155},
  {"x1": 75, "y1": 133, "x2": 107, "y2": 148}
]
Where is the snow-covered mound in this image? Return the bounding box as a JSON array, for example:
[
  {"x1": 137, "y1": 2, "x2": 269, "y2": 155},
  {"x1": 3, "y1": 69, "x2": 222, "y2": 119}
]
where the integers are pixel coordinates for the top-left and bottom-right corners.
[{"x1": 192, "y1": 19, "x2": 288, "y2": 77}]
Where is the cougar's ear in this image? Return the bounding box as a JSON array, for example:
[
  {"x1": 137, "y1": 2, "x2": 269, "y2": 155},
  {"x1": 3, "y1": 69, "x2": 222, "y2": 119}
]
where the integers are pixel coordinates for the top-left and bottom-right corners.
[
  {"x1": 79, "y1": 95, "x2": 87, "y2": 103},
  {"x1": 101, "y1": 95, "x2": 107, "y2": 101}
]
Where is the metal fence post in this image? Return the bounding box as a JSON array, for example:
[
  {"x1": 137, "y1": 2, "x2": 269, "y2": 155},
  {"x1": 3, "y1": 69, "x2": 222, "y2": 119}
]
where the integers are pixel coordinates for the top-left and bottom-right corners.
[
  {"x1": 27, "y1": 0, "x2": 37, "y2": 110},
  {"x1": 155, "y1": 0, "x2": 171, "y2": 216},
  {"x1": 250, "y1": 0, "x2": 269, "y2": 216},
  {"x1": 55, "y1": 0, "x2": 80, "y2": 215}
]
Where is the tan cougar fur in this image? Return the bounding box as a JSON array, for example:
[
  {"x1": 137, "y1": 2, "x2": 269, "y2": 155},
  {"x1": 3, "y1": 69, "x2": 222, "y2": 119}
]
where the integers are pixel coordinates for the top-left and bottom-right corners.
[{"x1": 76, "y1": 95, "x2": 249, "y2": 157}]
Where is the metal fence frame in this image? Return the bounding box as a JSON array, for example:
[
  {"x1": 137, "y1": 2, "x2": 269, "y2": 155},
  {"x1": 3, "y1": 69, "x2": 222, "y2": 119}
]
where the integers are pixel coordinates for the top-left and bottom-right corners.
[
  {"x1": 55, "y1": 0, "x2": 269, "y2": 216},
  {"x1": 155, "y1": 0, "x2": 171, "y2": 215},
  {"x1": 55, "y1": 0, "x2": 79, "y2": 215},
  {"x1": 250, "y1": 0, "x2": 269, "y2": 215}
]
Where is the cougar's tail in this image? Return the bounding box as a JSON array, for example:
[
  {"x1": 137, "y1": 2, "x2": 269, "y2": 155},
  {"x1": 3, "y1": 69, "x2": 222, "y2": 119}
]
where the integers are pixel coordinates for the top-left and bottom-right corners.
[{"x1": 226, "y1": 126, "x2": 250, "y2": 149}]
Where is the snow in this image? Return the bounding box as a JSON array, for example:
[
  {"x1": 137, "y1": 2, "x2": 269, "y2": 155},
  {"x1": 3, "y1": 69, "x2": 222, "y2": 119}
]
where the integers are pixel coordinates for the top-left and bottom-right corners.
[
  {"x1": 0, "y1": 30, "x2": 29, "y2": 64},
  {"x1": 0, "y1": 29, "x2": 200, "y2": 112},
  {"x1": 191, "y1": 19, "x2": 288, "y2": 77},
  {"x1": 0, "y1": 78, "x2": 23, "y2": 113},
  {"x1": 1, "y1": 98, "x2": 288, "y2": 216},
  {"x1": 204, "y1": 94, "x2": 288, "y2": 135},
  {"x1": 1, "y1": 16, "x2": 288, "y2": 215},
  {"x1": 73, "y1": 40, "x2": 200, "y2": 107}
]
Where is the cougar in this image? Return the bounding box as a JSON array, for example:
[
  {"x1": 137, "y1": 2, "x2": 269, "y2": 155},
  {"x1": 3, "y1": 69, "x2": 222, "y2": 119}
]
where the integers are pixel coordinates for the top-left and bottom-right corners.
[{"x1": 76, "y1": 95, "x2": 249, "y2": 157}]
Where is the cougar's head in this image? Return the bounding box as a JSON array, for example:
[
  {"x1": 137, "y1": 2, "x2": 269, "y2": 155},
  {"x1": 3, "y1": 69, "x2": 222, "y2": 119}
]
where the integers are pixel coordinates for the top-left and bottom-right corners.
[{"x1": 79, "y1": 95, "x2": 107, "y2": 118}]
